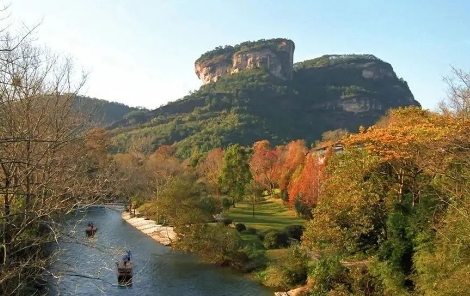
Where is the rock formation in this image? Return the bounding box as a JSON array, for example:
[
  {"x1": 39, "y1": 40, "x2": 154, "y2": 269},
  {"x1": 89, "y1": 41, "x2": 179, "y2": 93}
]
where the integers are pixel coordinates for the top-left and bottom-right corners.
[{"x1": 195, "y1": 38, "x2": 295, "y2": 84}]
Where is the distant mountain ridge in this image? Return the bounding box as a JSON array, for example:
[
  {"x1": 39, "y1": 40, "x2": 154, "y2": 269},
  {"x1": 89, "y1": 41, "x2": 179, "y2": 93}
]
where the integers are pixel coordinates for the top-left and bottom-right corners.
[
  {"x1": 104, "y1": 38, "x2": 420, "y2": 157},
  {"x1": 75, "y1": 96, "x2": 148, "y2": 127}
]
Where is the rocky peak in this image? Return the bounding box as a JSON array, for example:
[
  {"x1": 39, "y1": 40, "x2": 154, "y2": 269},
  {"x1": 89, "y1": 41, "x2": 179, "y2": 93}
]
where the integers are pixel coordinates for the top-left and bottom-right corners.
[{"x1": 195, "y1": 38, "x2": 295, "y2": 84}]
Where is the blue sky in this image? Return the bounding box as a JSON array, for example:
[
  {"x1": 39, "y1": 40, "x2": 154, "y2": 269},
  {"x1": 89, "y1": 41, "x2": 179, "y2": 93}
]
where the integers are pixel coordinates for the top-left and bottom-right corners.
[{"x1": 10, "y1": 0, "x2": 470, "y2": 110}]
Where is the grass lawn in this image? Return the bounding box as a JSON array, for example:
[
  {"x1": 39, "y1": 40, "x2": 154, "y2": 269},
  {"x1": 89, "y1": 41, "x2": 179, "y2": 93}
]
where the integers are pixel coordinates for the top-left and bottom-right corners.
[{"x1": 225, "y1": 197, "x2": 305, "y2": 231}]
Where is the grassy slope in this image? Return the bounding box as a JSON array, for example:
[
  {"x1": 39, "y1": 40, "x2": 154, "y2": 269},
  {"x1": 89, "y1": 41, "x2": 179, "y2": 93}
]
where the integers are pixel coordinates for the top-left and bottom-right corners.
[{"x1": 225, "y1": 197, "x2": 305, "y2": 231}]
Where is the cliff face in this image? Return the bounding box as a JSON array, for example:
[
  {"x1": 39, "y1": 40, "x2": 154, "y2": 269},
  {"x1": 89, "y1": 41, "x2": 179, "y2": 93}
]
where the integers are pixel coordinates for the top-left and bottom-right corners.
[
  {"x1": 294, "y1": 54, "x2": 419, "y2": 115},
  {"x1": 195, "y1": 38, "x2": 295, "y2": 84}
]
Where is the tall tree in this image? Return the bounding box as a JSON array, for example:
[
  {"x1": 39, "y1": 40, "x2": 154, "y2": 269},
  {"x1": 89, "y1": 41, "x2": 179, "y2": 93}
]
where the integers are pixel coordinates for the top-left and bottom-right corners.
[
  {"x1": 218, "y1": 144, "x2": 252, "y2": 207},
  {"x1": 249, "y1": 140, "x2": 278, "y2": 196},
  {"x1": 273, "y1": 140, "x2": 307, "y2": 200},
  {"x1": 197, "y1": 148, "x2": 224, "y2": 197},
  {"x1": 287, "y1": 149, "x2": 328, "y2": 207}
]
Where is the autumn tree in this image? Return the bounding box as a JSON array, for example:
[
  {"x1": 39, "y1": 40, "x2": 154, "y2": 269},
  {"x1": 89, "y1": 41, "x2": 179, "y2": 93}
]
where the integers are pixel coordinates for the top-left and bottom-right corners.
[
  {"x1": 273, "y1": 140, "x2": 307, "y2": 201},
  {"x1": 197, "y1": 148, "x2": 224, "y2": 197},
  {"x1": 113, "y1": 152, "x2": 148, "y2": 204},
  {"x1": 249, "y1": 140, "x2": 278, "y2": 196},
  {"x1": 287, "y1": 149, "x2": 328, "y2": 215}
]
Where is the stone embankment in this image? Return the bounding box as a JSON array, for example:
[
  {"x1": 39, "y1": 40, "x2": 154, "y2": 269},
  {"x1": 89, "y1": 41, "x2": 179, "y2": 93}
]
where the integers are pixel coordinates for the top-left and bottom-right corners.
[{"x1": 121, "y1": 211, "x2": 176, "y2": 246}]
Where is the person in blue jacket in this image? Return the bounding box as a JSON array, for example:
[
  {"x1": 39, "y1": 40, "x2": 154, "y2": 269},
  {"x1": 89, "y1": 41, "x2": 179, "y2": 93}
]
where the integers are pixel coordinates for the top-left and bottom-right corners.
[{"x1": 122, "y1": 250, "x2": 132, "y2": 266}]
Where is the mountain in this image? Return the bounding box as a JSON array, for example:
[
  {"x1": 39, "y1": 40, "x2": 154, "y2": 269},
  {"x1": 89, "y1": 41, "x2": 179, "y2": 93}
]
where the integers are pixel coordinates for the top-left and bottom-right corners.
[
  {"x1": 75, "y1": 96, "x2": 148, "y2": 126},
  {"x1": 107, "y1": 38, "x2": 420, "y2": 158}
]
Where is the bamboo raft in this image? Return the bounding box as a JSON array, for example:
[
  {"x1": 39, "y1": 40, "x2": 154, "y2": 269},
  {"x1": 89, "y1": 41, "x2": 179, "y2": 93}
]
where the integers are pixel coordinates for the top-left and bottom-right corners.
[
  {"x1": 116, "y1": 260, "x2": 133, "y2": 286},
  {"x1": 85, "y1": 226, "x2": 98, "y2": 237}
]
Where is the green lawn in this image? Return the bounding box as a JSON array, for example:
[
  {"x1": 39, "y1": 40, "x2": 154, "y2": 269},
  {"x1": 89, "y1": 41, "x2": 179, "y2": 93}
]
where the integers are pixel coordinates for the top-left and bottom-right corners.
[{"x1": 225, "y1": 197, "x2": 305, "y2": 231}]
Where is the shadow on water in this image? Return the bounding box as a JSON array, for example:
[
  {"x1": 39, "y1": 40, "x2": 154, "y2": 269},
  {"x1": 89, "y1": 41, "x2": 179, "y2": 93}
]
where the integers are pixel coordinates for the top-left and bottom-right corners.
[{"x1": 46, "y1": 207, "x2": 273, "y2": 296}]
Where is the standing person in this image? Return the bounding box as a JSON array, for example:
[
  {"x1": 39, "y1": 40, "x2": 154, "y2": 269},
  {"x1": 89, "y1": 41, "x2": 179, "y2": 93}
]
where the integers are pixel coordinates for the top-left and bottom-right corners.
[{"x1": 122, "y1": 254, "x2": 129, "y2": 266}]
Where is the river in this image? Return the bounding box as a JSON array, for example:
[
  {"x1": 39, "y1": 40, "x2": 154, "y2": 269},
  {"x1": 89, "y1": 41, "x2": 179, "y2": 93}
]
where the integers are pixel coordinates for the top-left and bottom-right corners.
[{"x1": 47, "y1": 207, "x2": 273, "y2": 296}]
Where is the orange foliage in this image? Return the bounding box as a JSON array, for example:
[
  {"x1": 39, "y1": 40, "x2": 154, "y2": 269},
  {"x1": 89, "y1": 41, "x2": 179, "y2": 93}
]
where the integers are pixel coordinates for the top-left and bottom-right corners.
[
  {"x1": 273, "y1": 140, "x2": 308, "y2": 191},
  {"x1": 250, "y1": 140, "x2": 279, "y2": 193},
  {"x1": 346, "y1": 107, "x2": 454, "y2": 162},
  {"x1": 287, "y1": 148, "x2": 330, "y2": 206}
]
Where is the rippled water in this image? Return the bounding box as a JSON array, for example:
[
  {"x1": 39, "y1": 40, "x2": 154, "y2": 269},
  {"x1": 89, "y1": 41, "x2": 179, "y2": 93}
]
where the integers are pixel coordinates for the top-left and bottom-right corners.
[{"x1": 47, "y1": 207, "x2": 273, "y2": 296}]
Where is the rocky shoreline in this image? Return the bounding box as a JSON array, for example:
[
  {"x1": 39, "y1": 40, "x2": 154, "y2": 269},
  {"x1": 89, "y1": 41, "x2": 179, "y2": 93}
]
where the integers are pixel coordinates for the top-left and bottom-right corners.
[{"x1": 121, "y1": 211, "x2": 176, "y2": 246}]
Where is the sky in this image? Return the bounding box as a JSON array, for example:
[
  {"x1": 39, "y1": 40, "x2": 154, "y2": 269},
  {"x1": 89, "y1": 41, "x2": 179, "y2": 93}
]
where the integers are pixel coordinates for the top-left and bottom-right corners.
[{"x1": 8, "y1": 0, "x2": 470, "y2": 110}]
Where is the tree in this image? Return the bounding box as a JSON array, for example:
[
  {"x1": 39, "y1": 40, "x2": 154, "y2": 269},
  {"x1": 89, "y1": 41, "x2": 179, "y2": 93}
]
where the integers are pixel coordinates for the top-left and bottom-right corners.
[
  {"x1": 246, "y1": 180, "x2": 264, "y2": 217},
  {"x1": 439, "y1": 67, "x2": 470, "y2": 119},
  {"x1": 197, "y1": 148, "x2": 224, "y2": 197},
  {"x1": 287, "y1": 149, "x2": 328, "y2": 211},
  {"x1": 156, "y1": 172, "x2": 209, "y2": 227},
  {"x1": 249, "y1": 140, "x2": 279, "y2": 196},
  {"x1": 0, "y1": 24, "x2": 113, "y2": 294},
  {"x1": 273, "y1": 140, "x2": 307, "y2": 197},
  {"x1": 218, "y1": 144, "x2": 252, "y2": 207},
  {"x1": 144, "y1": 146, "x2": 183, "y2": 221},
  {"x1": 320, "y1": 128, "x2": 349, "y2": 142}
]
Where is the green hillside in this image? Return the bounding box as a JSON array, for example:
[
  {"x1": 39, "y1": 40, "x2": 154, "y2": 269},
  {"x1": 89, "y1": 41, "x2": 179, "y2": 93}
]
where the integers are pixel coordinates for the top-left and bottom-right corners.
[
  {"x1": 107, "y1": 53, "x2": 419, "y2": 158},
  {"x1": 75, "y1": 96, "x2": 148, "y2": 127}
]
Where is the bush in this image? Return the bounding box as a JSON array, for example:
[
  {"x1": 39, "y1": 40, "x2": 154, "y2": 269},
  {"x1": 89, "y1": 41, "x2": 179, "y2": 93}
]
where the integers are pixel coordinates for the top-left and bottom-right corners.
[
  {"x1": 284, "y1": 225, "x2": 304, "y2": 241},
  {"x1": 280, "y1": 189, "x2": 289, "y2": 202},
  {"x1": 235, "y1": 223, "x2": 246, "y2": 232},
  {"x1": 309, "y1": 255, "x2": 351, "y2": 295},
  {"x1": 263, "y1": 229, "x2": 289, "y2": 249},
  {"x1": 221, "y1": 197, "x2": 232, "y2": 211},
  {"x1": 173, "y1": 224, "x2": 249, "y2": 269},
  {"x1": 263, "y1": 245, "x2": 309, "y2": 290},
  {"x1": 293, "y1": 196, "x2": 313, "y2": 219},
  {"x1": 220, "y1": 218, "x2": 232, "y2": 226},
  {"x1": 199, "y1": 196, "x2": 222, "y2": 216}
]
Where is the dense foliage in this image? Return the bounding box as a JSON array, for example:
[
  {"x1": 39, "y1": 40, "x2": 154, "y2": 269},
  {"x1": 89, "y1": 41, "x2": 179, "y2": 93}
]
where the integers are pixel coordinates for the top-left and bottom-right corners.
[{"x1": 118, "y1": 68, "x2": 470, "y2": 294}]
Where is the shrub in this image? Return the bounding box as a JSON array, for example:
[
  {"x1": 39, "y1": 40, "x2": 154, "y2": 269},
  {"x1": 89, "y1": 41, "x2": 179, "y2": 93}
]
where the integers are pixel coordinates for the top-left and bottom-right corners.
[
  {"x1": 284, "y1": 225, "x2": 304, "y2": 241},
  {"x1": 199, "y1": 196, "x2": 222, "y2": 216},
  {"x1": 280, "y1": 189, "x2": 289, "y2": 202},
  {"x1": 309, "y1": 255, "x2": 351, "y2": 295},
  {"x1": 235, "y1": 223, "x2": 246, "y2": 232},
  {"x1": 258, "y1": 228, "x2": 275, "y2": 241},
  {"x1": 263, "y1": 245, "x2": 309, "y2": 290},
  {"x1": 220, "y1": 218, "x2": 232, "y2": 226},
  {"x1": 173, "y1": 224, "x2": 249, "y2": 269},
  {"x1": 263, "y1": 229, "x2": 289, "y2": 249},
  {"x1": 221, "y1": 197, "x2": 232, "y2": 211},
  {"x1": 293, "y1": 196, "x2": 313, "y2": 219}
]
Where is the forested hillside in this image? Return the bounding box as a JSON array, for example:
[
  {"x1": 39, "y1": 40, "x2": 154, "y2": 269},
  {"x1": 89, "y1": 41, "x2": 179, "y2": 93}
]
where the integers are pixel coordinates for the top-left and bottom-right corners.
[
  {"x1": 75, "y1": 96, "x2": 148, "y2": 126},
  {"x1": 107, "y1": 50, "x2": 419, "y2": 158}
]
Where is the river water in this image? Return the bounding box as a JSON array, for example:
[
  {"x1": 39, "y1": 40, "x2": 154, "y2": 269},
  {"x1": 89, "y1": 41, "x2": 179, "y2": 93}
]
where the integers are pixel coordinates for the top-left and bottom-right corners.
[{"x1": 47, "y1": 207, "x2": 273, "y2": 296}]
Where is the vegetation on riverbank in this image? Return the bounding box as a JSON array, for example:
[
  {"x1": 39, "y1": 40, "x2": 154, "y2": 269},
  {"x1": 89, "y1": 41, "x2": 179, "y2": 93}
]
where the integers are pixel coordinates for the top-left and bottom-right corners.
[
  {"x1": 132, "y1": 67, "x2": 470, "y2": 295},
  {"x1": 2, "y1": 8, "x2": 468, "y2": 294}
]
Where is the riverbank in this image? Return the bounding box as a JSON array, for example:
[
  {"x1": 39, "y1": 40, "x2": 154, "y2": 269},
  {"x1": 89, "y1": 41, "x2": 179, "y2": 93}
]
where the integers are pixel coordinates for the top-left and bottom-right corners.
[{"x1": 121, "y1": 210, "x2": 176, "y2": 246}]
